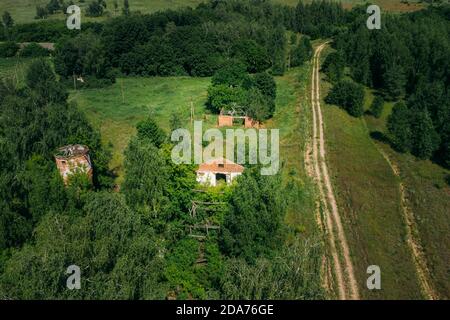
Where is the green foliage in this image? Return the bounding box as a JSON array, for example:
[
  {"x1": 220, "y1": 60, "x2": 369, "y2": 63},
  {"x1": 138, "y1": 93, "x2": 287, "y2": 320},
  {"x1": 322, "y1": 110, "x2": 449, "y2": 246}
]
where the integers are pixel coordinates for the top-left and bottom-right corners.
[
  {"x1": 370, "y1": 96, "x2": 385, "y2": 118},
  {"x1": 221, "y1": 168, "x2": 286, "y2": 263},
  {"x1": 410, "y1": 109, "x2": 440, "y2": 159},
  {"x1": 207, "y1": 64, "x2": 276, "y2": 121},
  {"x1": 54, "y1": 32, "x2": 113, "y2": 82},
  {"x1": 382, "y1": 64, "x2": 406, "y2": 100},
  {"x1": 169, "y1": 112, "x2": 182, "y2": 132},
  {"x1": 86, "y1": 0, "x2": 107, "y2": 17},
  {"x1": 340, "y1": 7, "x2": 450, "y2": 164},
  {"x1": 0, "y1": 42, "x2": 19, "y2": 58},
  {"x1": 35, "y1": 6, "x2": 48, "y2": 19},
  {"x1": 20, "y1": 155, "x2": 66, "y2": 223},
  {"x1": 136, "y1": 117, "x2": 167, "y2": 148},
  {"x1": 206, "y1": 84, "x2": 247, "y2": 114},
  {"x1": 387, "y1": 102, "x2": 413, "y2": 153},
  {"x1": 164, "y1": 238, "x2": 206, "y2": 299},
  {"x1": 221, "y1": 239, "x2": 324, "y2": 299},
  {"x1": 269, "y1": 25, "x2": 286, "y2": 76},
  {"x1": 294, "y1": 0, "x2": 346, "y2": 39},
  {"x1": 231, "y1": 39, "x2": 271, "y2": 73},
  {"x1": 2, "y1": 11, "x2": 14, "y2": 29},
  {"x1": 211, "y1": 61, "x2": 249, "y2": 87},
  {"x1": 26, "y1": 58, "x2": 68, "y2": 104},
  {"x1": 291, "y1": 36, "x2": 312, "y2": 68},
  {"x1": 325, "y1": 79, "x2": 365, "y2": 117},
  {"x1": 322, "y1": 51, "x2": 344, "y2": 83},
  {"x1": 122, "y1": 137, "x2": 170, "y2": 224},
  {"x1": 123, "y1": 0, "x2": 130, "y2": 15},
  {"x1": 253, "y1": 72, "x2": 276, "y2": 100},
  {"x1": 46, "y1": 0, "x2": 61, "y2": 15},
  {"x1": 0, "y1": 192, "x2": 165, "y2": 299},
  {"x1": 20, "y1": 43, "x2": 50, "y2": 57},
  {"x1": 245, "y1": 87, "x2": 273, "y2": 122},
  {"x1": 0, "y1": 57, "x2": 112, "y2": 252}
]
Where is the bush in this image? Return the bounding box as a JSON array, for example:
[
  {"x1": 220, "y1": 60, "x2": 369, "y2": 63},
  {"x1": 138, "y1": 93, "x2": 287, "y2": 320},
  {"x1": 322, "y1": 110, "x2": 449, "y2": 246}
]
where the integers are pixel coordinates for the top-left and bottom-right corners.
[
  {"x1": 370, "y1": 96, "x2": 385, "y2": 118},
  {"x1": 20, "y1": 43, "x2": 50, "y2": 57},
  {"x1": 0, "y1": 42, "x2": 19, "y2": 57},
  {"x1": 86, "y1": 1, "x2": 106, "y2": 17},
  {"x1": 35, "y1": 6, "x2": 49, "y2": 19},
  {"x1": 325, "y1": 80, "x2": 365, "y2": 117}
]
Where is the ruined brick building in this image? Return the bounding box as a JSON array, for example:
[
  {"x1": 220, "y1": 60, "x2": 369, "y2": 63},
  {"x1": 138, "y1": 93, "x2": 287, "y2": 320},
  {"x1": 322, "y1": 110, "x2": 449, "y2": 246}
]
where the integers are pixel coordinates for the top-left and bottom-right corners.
[{"x1": 54, "y1": 145, "x2": 93, "y2": 184}]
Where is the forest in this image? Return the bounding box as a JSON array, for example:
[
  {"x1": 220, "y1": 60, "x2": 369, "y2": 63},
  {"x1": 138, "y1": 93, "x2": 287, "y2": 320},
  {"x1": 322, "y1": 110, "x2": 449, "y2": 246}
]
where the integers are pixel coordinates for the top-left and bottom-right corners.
[{"x1": 0, "y1": 0, "x2": 449, "y2": 299}]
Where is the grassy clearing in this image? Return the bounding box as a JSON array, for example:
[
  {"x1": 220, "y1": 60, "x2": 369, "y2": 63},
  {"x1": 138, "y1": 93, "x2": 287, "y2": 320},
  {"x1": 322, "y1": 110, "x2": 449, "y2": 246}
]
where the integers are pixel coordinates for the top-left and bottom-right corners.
[
  {"x1": 364, "y1": 90, "x2": 450, "y2": 299},
  {"x1": 70, "y1": 76, "x2": 210, "y2": 182},
  {"x1": 318, "y1": 48, "x2": 423, "y2": 299}
]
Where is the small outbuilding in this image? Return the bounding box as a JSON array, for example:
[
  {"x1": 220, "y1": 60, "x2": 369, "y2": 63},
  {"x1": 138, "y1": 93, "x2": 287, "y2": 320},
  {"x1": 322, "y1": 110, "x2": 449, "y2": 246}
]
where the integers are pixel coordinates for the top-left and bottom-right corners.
[
  {"x1": 54, "y1": 145, "x2": 93, "y2": 184},
  {"x1": 196, "y1": 158, "x2": 244, "y2": 187},
  {"x1": 217, "y1": 109, "x2": 259, "y2": 128}
]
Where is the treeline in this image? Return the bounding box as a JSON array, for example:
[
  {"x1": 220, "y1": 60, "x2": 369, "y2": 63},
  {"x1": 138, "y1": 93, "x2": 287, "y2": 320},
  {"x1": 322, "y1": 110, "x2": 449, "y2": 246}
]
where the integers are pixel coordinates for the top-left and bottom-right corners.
[
  {"x1": 334, "y1": 5, "x2": 450, "y2": 166},
  {"x1": 1, "y1": 0, "x2": 349, "y2": 80}
]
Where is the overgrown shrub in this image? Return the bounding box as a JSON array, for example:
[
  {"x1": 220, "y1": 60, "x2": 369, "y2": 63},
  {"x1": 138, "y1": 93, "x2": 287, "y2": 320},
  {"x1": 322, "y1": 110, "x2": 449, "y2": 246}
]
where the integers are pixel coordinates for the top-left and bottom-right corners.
[
  {"x1": 325, "y1": 79, "x2": 365, "y2": 117},
  {"x1": 20, "y1": 43, "x2": 50, "y2": 57},
  {"x1": 0, "y1": 42, "x2": 19, "y2": 58}
]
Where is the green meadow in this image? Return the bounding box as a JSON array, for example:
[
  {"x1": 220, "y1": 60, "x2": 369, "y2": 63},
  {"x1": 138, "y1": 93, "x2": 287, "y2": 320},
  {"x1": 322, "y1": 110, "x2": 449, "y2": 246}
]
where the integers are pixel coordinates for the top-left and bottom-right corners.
[
  {"x1": 364, "y1": 90, "x2": 450, "y2": 299},
  {"x1": 71, "y1": 76, "x2": 210, "y2": 182},
  {"x1": 318, "y1": 48, "x2": 423, "y2": 299}
]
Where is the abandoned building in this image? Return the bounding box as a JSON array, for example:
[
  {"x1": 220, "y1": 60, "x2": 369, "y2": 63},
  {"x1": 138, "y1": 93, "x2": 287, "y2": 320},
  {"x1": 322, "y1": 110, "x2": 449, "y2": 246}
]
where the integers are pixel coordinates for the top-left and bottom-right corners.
[
  {"x1": 54, "y1": 145, "x2": 93, "y2": 184},
  {"x1": 196, "y1": 158, "x2": 244, "y2": 186},
  {"x1": 217, "y1": 109, "x2": 259, "y2": 128}
]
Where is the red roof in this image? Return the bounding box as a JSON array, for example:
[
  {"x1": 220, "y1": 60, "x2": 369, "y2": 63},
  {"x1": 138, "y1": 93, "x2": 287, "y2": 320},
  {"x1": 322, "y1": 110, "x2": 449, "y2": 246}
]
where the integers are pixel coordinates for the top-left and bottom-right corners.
[{"x1": 197, "y1": 158, "x2": 244, "y2": 174}]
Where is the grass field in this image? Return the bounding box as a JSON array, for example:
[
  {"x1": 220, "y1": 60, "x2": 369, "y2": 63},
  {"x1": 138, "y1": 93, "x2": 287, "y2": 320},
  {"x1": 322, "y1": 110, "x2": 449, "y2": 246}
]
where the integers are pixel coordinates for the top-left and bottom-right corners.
[
  {"x1": 364, "y1": 90, "x2": 450, "y2": 299},
  {"x1": 318, "y1": 48, "x2": 424, "y2": 299},
  {"x1": 0, "y1": 0, "x2": 426, "y2": 24},
  {"x1": 71, "y1": 76, "x2": 210, "y2": 182}
]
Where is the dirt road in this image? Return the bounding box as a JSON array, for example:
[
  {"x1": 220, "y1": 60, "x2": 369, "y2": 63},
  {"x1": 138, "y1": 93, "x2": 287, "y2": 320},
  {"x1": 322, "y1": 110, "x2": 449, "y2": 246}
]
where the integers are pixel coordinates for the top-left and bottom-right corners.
[{"x1": 308, "y1": 43, "x2": 360, "y2": 300}]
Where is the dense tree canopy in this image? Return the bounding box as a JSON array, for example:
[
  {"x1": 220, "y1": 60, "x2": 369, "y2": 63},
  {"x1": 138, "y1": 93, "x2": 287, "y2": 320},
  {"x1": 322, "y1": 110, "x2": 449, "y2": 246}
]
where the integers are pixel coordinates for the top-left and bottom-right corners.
[
  {"x1": 325, "y1": 79, "x2": 365, "y2": 117},
  {"x1": 337, "y1": 5, "x2": 450, "y2": 164}
]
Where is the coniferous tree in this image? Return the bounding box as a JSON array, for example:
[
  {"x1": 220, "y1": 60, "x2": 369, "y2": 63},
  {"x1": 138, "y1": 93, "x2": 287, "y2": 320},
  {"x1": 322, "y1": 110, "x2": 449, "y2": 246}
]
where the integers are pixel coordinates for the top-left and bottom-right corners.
[
  {"x1": 410, "y1": 109, "x2": 440, "y2": 159},
  {"x1": 322, "y1": 51, "x2": 345, "y2": 83},
  {"x1": 123, "y1": 0, "x2": 130, "y2": 15},
  {"x1": 370, "y1": 96, "x2": 385, "y2": 118},
  {"x1": 1, "y1": 11, "x2": 14, "y2": 39},
  {"x1": 383, "y1": 64, "x2": 406, "y2": 100},
  {"x1": 136, "y1": 118, "x2": 167, "y2": 148},
  {"x1": 387, "y1": 102, "x2": 413, "y2": 153}
]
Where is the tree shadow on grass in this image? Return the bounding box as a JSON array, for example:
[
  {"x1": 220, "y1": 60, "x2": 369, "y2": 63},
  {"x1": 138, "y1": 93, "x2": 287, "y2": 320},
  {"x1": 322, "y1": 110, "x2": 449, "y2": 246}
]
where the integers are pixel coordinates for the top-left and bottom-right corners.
[{"x1": 369, "y1": 131, "x2": 390, "y2": 144}]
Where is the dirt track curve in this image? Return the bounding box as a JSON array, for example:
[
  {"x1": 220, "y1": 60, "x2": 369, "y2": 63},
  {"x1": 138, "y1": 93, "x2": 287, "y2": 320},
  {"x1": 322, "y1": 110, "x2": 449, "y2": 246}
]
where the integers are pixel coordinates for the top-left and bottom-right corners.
[{"x1": 308, "y1": 43, "x2": 360, "y2": 300}]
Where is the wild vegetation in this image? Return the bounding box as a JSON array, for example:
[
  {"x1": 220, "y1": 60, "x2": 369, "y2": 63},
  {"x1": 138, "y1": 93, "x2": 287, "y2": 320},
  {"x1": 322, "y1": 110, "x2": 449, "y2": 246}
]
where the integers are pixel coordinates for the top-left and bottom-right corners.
[{"x1": 0, "y1": 0, "x2": 449, "y2": 300}]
